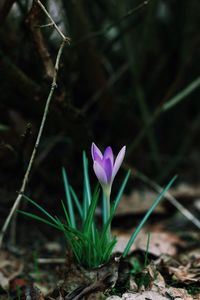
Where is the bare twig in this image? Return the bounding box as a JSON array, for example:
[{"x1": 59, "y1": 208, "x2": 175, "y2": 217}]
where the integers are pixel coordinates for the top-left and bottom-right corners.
[
  {"x1": 26, "y1": 1, "x2": 54, "y2": 79},
  {"x1": 0, "y1": 1, "x2": 70, "y2": 248},
  {"x1": 36, "y1": 0, "x2": 70, "y2": 43},
  {"x1": 38, "y1": 257, "x2": 65, "y2": 264},
  {"x1": 37, "y1": 22, "x2": 53, "y2": 28}
]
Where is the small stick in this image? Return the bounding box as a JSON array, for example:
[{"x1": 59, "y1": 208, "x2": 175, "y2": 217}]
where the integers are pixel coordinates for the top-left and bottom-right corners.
[
  {"x1": 37, "y1": 22, "x2": 54, "y2": 28},
  {"x1": 36, "y1": 0, "x2": 70, "y2": 43},
  {"x1": 0, "y1": 1, "x2": 70, "y2": 248},
  {"x1": 38, "y1": 258, "x2": 65, "y2": 264}
]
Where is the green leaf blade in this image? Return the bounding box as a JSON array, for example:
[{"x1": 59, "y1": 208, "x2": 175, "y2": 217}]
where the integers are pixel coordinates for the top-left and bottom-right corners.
[
  {"x1": 123, "y1": 175, "x2": 177, "y2": 257},
  {"x1": 62, "y1": 167, "x2": 76, "y2": 229}
]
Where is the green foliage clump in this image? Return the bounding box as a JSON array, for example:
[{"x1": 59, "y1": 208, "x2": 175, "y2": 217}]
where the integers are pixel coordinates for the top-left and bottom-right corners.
[{"x1": 20, "y1": 152, "x2": 175, "y2": 269}]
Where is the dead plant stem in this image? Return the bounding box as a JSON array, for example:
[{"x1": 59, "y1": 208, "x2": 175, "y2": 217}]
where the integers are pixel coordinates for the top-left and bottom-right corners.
[
  {"x1": 36, "y1": 0, "x2": 70, "y2": 43},
  {"x1": 0, "y1": 1, "x2": 69, "y2": 248}
]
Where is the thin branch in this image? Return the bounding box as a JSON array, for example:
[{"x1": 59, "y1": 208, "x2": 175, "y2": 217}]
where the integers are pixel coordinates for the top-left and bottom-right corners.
[
  {"x1": 26, "y1": 1, "x2": 54, "y2": 80},
  {"x1": 0, "y1": 1, "x2": 70, "y2": 248},
  {"x1": 38, "y1": 257, "x2": 65, "y2": 264},
  {"x1": 36, "y1": 0, "x2": 70, "y2": 43},
  {"x1": 37, "y1": 22, "x2": 53, "y2": 28}
]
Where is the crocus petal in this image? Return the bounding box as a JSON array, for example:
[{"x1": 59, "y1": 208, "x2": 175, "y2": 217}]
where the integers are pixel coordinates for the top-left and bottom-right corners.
[
  {"x1": 103, "y1": 146, "x2": 114, "y2": 166},
  {"x1": 112, "y1": 146, "x2": 126, "y2": 181},
  {"x1": 91, "y1": 143, "x2": 103, "y2": 163},
  {"x1": 103, "y1": 157, "x2": 113, "y2": 183},
  {"x1": 93, "y1": 161, "x2": 107, "y2": 185}
]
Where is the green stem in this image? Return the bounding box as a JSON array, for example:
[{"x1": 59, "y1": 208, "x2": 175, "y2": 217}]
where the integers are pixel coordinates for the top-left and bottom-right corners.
[{"x1": 103, "y1": 186, "x2": 111, "y2": 241}]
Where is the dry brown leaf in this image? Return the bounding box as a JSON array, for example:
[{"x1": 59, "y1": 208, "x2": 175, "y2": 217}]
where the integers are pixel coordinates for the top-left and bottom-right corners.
[
  {"x1": 106, "y1": 288, "x2": 195, "y2": 300},
  {"x1": 166, "y1": 287, "x2": 194, "y2": 300},
  {"x1": 193, "y1": 293, "x2": 200, "y2": 300},
  {"x1": 115, "y1": 183, "x2": 200, "y2": 219},
  {"x1": 0, "y1": 250, "x2": 23, "y2": 290},
  {"x1": 113, "y1": 230, "x2": 182, "y2": 256},
  {"x1": 86, "y1": 292, "x2": 106, "y2": 299},
  {"x1": 106, "y1": 291, "x2": 169, "y2": 299},
  {"x1": 170, "y1": 183, "x2": 200, "y2": 200},
  {"x1": 180, "y1": 249, "x2": 200, "y2": 265},
  {"x1": 147, "y1": 264, "x2": 166, "y2": 291},
  {"x1": 168, "y1": 264, "x2": 200, "y2": 283},
  {"x1": 163, "y1": 248, "x2": 200, "y2": 283},
  {"x1": 0, "y1": 272, "x2": 9, "y2": 290},
  {"x1": 116, "y1": 191, "x2": 166, "y2": 216}
]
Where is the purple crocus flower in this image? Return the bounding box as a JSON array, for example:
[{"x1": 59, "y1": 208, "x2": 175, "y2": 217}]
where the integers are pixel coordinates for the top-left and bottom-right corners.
[{"x1": 91, "y1": 143, "x2": 126, "y2": 196}]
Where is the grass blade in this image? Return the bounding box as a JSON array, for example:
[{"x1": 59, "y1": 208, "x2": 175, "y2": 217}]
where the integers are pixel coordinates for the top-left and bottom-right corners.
[
  {"x1": 61, "y1": 200, "x2": 71, "y2": 225},
  {"x1": 18, "y1": 211, "x2": 61, "y2": 230},
  {"x1": 62, "y1": 167, "x2": 76, "y2": 229},
  {"x1": 83, "y1": 188, "x2": 99, "y2": 235},
  {"x1": 83, "y1": 151, "x2": 96, "y2": 243},
  {"x1": 70, "y1": 186, "x2": 83, "y2": 218},
  {"x1": 162, "y1": 76, "x2": 200, "y2": 112},
  {"x1": 113, "y1": 170, "x2": 131, "y2": 212},
  {"x1": 22, "y1": 194, "x2": 58, "y2": 224},
  {"x1": 83, "y1": 151, "x2": 92, "y2": 207},
  {"x1": 83, "y1": 184, "x2": 87, "y2": 221},
  {"x1": 123, "y1": 175, "x2": 177, "y2": 257},
  {"x1": 55, "y1": 217, "x2": 82, "y2": 264}
]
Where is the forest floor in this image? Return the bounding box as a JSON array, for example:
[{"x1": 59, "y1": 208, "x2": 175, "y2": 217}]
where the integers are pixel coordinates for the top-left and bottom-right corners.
[{"x1": 0, "y1": 183, "x2": 200, "y2": 300}]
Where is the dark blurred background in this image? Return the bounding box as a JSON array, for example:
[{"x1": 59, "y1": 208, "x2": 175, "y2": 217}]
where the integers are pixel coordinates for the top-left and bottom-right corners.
[{"x1": 0, "y1": 0, "x2": 200, "y2": 222}]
